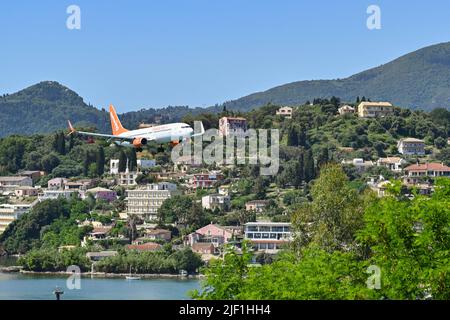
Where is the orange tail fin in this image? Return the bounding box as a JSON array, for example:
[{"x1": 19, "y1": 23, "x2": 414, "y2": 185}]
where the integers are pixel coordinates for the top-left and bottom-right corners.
[{"x1": 109, "y1": 104, "x2": 128, "y2": 136}]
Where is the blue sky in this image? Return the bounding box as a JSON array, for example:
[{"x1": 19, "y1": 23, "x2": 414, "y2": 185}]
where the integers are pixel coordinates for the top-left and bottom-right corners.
[{"x1": 1, "y1": 0, "x2": 450, "y2": 112}]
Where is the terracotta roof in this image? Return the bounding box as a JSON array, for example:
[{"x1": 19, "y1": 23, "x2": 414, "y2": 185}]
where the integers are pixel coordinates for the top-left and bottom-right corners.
[
  {"x1": 126, "y1": 243, "x2": 162, "y2": 251},
  {"x1": 405, "y1": 163, "x2": 450, "y2": 172}
]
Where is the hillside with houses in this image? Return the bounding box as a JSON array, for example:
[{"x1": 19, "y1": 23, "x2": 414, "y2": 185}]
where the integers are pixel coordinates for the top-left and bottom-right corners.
[{"x1": 0, "y1": 99, "x2": 449, "y2": 299}]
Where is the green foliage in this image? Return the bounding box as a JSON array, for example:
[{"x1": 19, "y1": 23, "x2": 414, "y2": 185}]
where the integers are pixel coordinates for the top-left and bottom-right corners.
[
  {"x1": 357, "y1": 178, "x2": 450, "y2": 300},
  {"x1": 18, "y1": 247, "x2": 91, "y2": 272},
  {"x1": 292, "y1": 164, "x2": 368, "y2": 251},
  {"x1": 0, "y1": 199, "x2": 70, "y2": 253},
  {"x1": 94, "y1": 247, "x2": 203, "y2": 274}
]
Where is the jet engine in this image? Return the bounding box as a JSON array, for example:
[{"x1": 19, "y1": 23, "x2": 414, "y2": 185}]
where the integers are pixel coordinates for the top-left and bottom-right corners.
[{"x1": 132, "y1": 137, "x2": 148, "y2": 148}]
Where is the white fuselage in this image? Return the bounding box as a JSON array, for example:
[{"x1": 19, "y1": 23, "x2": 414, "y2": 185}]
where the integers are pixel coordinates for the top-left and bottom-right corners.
[{"x1": 118, "y1": 123, "x2": 194, "y2": 144}]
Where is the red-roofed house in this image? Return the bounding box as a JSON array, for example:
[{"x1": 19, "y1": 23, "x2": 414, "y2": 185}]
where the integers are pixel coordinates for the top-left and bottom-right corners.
[{"x1": 404, "y1": 163, "x2": 450, "y2": 184}]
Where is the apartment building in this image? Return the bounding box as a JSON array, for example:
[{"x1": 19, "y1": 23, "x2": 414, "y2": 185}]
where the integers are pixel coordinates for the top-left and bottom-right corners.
[
  {"x1": 244, "y1": 222, "x2": 292, "y2": 253},
  {"x1": 202, "y1": 194, "x2": 231, "y2": 211},
  {"x1": 38, "y1": 189, "x2": 77, "y2": 201},
  {"x1": 357, "y1": 102, "x2": 394, "y2": 118},
  {"x1": 397, "y1": 138, "x2": 426, "y2": 156},
  {"x1": 218, "y1": 116, "x2": 248, "y2": 137},
  {"x1": 126, "y1": 182, "x2": 180, "y2": 220},
  {"x1": 0, "y1": 204, "x2": 31, "y2": 234},
  {"x1": 118, "y1": 171, "x2": 139, "y2": 186}
]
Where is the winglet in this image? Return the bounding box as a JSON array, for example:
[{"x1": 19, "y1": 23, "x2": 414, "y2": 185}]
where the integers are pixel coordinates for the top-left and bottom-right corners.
[
  {"x1": 67, "y1": 120, "x2": 76, "y2": 135},
  {"x1": 191, "y1": 121, "x2": 205, "y2": 138}
]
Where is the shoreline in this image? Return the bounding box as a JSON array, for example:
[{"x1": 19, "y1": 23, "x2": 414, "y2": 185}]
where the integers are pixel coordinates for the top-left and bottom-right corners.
[{"x1": 1, "y1": 267, "x2": 204, "y2": 279}]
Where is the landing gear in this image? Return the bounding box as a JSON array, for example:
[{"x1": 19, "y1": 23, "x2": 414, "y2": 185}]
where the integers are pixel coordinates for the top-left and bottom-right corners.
[
  {"x1": 157, "y1": 144, "x2": 164, "y2": 153},
  {"x1": 136, "y1": 147, "x2": 143, "y2": 153}
]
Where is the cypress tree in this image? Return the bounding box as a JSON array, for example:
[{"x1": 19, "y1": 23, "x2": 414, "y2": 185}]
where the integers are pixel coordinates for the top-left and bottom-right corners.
[
  {"x1": 83, "y1": 152, "x2": 90, "y2": 177},
  {"x1": 304, "y1": 149, "x2": 315, "y2": 183},
  {"x1": 96, "y1": 147, "x2": 105, "y2": 176},
  {"x1": 129, "y1": 149, "x2": 137, "y2": 172},
  {"x1": 118, "y1": 150, "x2": 127, "y2": 173},
  {"x1": 295, "y1": 152, "x2": 304, "y2": 188}
]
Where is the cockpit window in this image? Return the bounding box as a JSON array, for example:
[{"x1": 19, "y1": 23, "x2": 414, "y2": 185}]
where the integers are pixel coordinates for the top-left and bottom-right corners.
[{"x1": 182, "y1": 126, "x2": 191, "y2": 129}]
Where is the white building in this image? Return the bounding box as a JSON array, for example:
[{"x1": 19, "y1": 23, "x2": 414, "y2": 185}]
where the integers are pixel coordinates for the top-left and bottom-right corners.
[
  {"x1": 0, "y1": 176, "x2": 33, "y2": 188},
  {"x1": 0, "y1": 204, "x2": 31, "y2": 234},
  {"x1": 376, "y1": 157, "x2": 406, "y2": 172},
  {"x1": 38, "y1": 189, "x2": 77, "y2": 201},
  {"x1": 276, "y1": 106, "x2": 293, "y2": 119},
  {"x1": 397, "y1": 138, "x2": 426, "y2": 156},
  {"x1": 126, "y1": 183, "x2": 180, "y2": 220},
  {"x1": 201, "y1": 194, "x2": 231, "y2": 211},
  {"x1": 357, "y1": 102, "x2": 394, "y2": 118},
  {"x1": 118, "y1": 170, "x2": 140, "y2": 186},
  {"x1": 341, "y1": 158, "x2": 374, "y2": 171},
  {"x1": 110, "y1": 159, "x2": 156, "y2": 175},
  {"x1": 244, "y1": 222, "x2": 292, "y2": 253},
  {"x1": 338, "y1": 105, "x2": 355, "y2": 115}
]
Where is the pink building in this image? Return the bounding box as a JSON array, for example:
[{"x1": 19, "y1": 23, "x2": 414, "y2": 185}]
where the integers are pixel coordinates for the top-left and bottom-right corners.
[
  {"x1": 86, "y1": 187, "x2": 117, "y2": 202},
  {"x1": 185, "y1": 223, "x2": 235, "y2": 248},
  {"x1": 192, "y1": 173, "x2": 224, "y2": 189}
]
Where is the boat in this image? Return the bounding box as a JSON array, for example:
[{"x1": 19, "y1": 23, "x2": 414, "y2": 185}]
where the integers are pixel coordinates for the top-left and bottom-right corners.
[{"x1": 125, "y1": 266, "x2": 141, "y2": 280}]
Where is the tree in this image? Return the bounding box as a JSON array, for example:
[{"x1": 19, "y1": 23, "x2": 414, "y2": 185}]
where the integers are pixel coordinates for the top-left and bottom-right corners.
[
  {"x1": 129, "y1": 149, "x2": 137, "y2": 172},
  {"x1": 287, "y1": 125, "x2": 298, "y2": 147},
  {"x1": 118, "y1": 150, "x2": 127, "y2": 173},
  {"x1": 158, "y1": 195, "x2": 207, "y2": 231},
  {"x1": 316, "y1": 147, "x2": 329, "y2": 170},
  {"x1": 434, "y1": 136, "x2": 447, "y2": 149},
  {"x1": 41, "y1": 153, "x2": 60, "y2": 173},
  {"x1": 292, "y1": 164, "x2": 367, "y2": 252},
  {"x1": 357, "y1": 179, "x2": 450, "y2": 300},
  {"x1": 304, "y1": 149, "x2": 315, "y2": 183},
  {"x1": 96, "y1": 147, "x2": 105, "y2": 176}
]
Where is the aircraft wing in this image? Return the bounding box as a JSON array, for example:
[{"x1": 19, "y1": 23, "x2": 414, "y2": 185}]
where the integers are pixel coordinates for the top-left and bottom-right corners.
[{"x1": 67, "y1": 120, "x2": 135, "y2": 141}]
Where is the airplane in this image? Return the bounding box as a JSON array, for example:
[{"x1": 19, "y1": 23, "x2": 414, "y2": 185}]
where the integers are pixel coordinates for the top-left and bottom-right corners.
[{"x1": 68, "y1": 105, "x2": 204, "y2": 152}]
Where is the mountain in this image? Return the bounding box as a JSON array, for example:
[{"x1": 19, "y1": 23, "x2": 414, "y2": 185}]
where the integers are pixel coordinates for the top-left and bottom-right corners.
[
  {"x1": 0, "y1": 81, "x2": 110, "y2": 137},
  {"x1": 223, "y1": 42, "x2": 450, "y2": 112},
  {"x1": 0, "y1": 81, "x2": 210, "y2": 137},
  {"x1": 2, "y1": 42, "x2": 450, "y2": 137}
]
